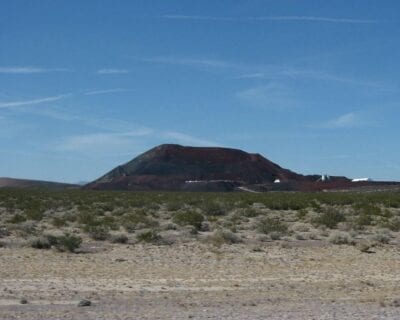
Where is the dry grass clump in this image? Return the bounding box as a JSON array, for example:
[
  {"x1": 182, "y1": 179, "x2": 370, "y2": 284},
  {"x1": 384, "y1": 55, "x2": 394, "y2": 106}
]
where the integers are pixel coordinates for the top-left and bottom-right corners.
[
  {"x1": 206, "y1": 229, "x2": 241, "y2": 246},
  {"x1": 110, "y1": 233, "x2": 129, "y2": 244},
  {"x1": 257, "y1": 217, "x2": 288, "y2": 236},
  {"x1": 136, "y1": 229, "x2": 162, "y2": 244},
  {"x1": 30, "y1": 233, "x2": 82, "y2": 252},
  {"x1": 328, "y1": 231, "x2": 352, "y2": 245}
]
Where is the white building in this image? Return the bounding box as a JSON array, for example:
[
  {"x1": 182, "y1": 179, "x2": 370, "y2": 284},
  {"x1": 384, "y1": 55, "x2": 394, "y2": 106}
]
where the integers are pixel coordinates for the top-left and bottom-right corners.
[{"x1": 352, "y1": 178, "x2": 373, "y2": 182}]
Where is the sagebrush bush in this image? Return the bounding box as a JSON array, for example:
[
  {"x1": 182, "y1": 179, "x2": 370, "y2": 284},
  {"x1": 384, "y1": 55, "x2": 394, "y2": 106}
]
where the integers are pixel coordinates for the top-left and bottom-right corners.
[
  {"x1": 207, "y1": 229, "x2": 241, "y2": 246},
  {"x1": 328, "y1": 231, "x2": 351, "y2": 245},
  {"x1": 86, "y1": 225, "x2": 110, "y2": 241},
  {"x1": 201, "y1": 202, "x2": 226, "y2": 216},
  {"x1": 30, "y1": 236, "x2": 51, "y2": 249},
  {"x1": 55, "y1": 233, "x2": 82, "y2": 252},
  {"x1": 383, "y1": 216, "x2": 400, "y2": 232},
  {"x1": 172, "y1": 211, "x2": 204, "y2": 230},
  {"x1": 51, "y1": 216, "x2": 68, "y2": 228},
  {"x1": 315, "y1": 207, "x2": 345, "y2": 229},
  {"x1": 136, "y1": 230, "x2": 161, "y2": 243},
  {"x1": 110, "y1": 233, "x2": 129, "y2": 244},
  {"x1": 257, "y1": 217, "x2": 287, "y2": 235}
]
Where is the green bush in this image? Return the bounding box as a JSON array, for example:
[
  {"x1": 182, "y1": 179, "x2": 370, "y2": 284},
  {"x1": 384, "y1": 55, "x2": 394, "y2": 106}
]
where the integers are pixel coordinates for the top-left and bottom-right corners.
[
  {"x1": 136, "y1": 230, "x2": 161, "y2": 243},
  {"x1": 242, "y1": 207, "x2": 261, "y2": 218},
  {"x1": 25, "y1": 208, "x2": 44, "y2": 221},
  {"x1": 172, "y1": 211, "x2": 204, "y2": 230},
  {"x1": 201, "y1": 202, "x2": 226, "y2": 216},
  {"x1": 382, "y1": 216, "x2": 400, "y2": 232},
  {"x1": 55, "y1": 233, "x2": 82, "y2": 252},
  {"x1": 110, "y1": 233, "x2": 129, "y2": 244},
  {"x1": 85, "y1": 225, "x2": 110, "y2": 241},
  {"x1": 257, "y1": 217, "x2": 288, "y2": 235},
  {"x1": 7, "y1": 213, "x2": 27, "y2": 224},
  {"x1": 30, "y1": 236, "x2": 51, "y2": 249},
  {"x1": 52, "y1": 216, "x2": 68, "y2": 228},
  {"x1": 315, "y1": 207, "x2": 345, "y2": 229}
]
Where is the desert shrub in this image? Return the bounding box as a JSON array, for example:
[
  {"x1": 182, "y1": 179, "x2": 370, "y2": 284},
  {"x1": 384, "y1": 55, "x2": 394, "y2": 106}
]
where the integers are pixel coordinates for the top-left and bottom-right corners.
[
  {"x1": 257, "y1": 217, "x2": 288, "y2": 235},
  {"x1": 55, "y1": 233, "x2": 82, "y2": 252},
  {"x1": 242, "y1": 207, "x2": 261, "y2": 218},
  {"x1": 7, "y1": 213, "x2": 27, "y2": 224},
  {"x1": 166, "y1": 201, "x2": 182, "y2": 211},
  {"x1": 30, "y1": 236, "x2": 51, "y2": 249},
  {"x1": 25, "y1": 208, "x2": 44, "y2": 221},
  {"x1": 207, "y1": 229, "x2": 241, "y2": 246},
  {"x1": 173, "y1": 211, "x2": 204, "y2": 230},
  {"x1": 357, "y1": 241, "x2": 373, "y2": 253},
  {"x1": 314, "y1": 207, "x2": 345, "y2": 229},
  {"x1": 85, "y1": 225, "x2": 110, "y2": 241},
  {"x1": 123, "y1": 211, "x2": 158, "y2": 232},
  {"x1": 77, "y1": 210, "x2": 99, "y2": 226},
  {"x1": 371, "y1": 233, "x2": 390, "y2": 244},
  {"x1": 290, "y1": 222, "x2": 310, "y2": 232},
  {"x1": 354, "y1": 213, "x2": 373, "y2": 228},
  {"x1": 52, "y1": 216, "x2": 68, "y2": 228},
  {"x1": 136, "y1": 230, "x2": 161, "y2": 243},
  {"x1": 270, "y1": 231, "x2": 282, "y2": 240},
  {"x1": 353, "y1": 203, "x2": 381, "y2": 217},
  {"x1": 110, "y1": 233, "x2": 129, "y2": 244},
  {"x1": 295, "y1": 233, "x2": 306, "y2": 240},
  {"x1": 12, "y1": 221, "x2": 37, "y2": 237},
  {"x1": 296, "y1": 208, "x2": 308, "y2": 219},
  {"x1": 0, "y1": 227, "x2": 10, "y2": 238},
  {"x1": 201, "y1": 202, "x2": 226, "y2": 216},
  {"x1": 44, "y1": 234, "x2": 59, "y2": 246},
  {"x1": 382, "y1": 216, "x2": 400, "y2": 232},
  {"x1": 328, "y1": 231, "x2": 351, "y2": 245}
]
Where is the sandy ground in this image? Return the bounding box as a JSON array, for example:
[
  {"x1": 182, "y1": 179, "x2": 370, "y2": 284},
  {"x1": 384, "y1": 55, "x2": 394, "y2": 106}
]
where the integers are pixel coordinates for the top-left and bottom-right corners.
[{"x1": 1, "y1": 241, "x2": 400, "y2": 319}]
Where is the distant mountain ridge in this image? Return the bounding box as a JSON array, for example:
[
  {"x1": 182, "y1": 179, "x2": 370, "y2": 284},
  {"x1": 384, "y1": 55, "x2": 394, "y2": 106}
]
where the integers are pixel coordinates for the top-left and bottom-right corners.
[
  {"x1": 85, "y1": 144, "x2": 350, "y2": 191},
  {"x1": 0, "y1": 177, "x2": 78, "y2": 189}
]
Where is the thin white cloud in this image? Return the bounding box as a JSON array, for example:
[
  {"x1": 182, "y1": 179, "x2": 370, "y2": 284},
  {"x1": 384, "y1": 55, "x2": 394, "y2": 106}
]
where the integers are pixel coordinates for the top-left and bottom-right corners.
[
  {"x1": 236, "y1": 83, "x2": 297, "y2": 110},
  {"x1": 96, "y1": 69, "x2": 131, "y2": 74},
  {"x1": 0, "y1": 66, "x2": 71, "y2": 74},
  {"x1": 163, "y1": 15, "x2": 379, "y2": 24},
  {"x1": 84, "y1": 88, "x2": 133, "y2": 95},
  {"x1": 0, "y1": 94, "x2": 69, "y2": 108},
  {"x1": 162, "y1": 131, "x2": 218, "y2": 146},
  {"x1": 141, "y1": 56, "x2": 387, "y2": 89},
  {"x1": 59, "y1": 129, "x2": 218, "y2": 154},
  {"x1": 59, "y1": 129, "x2": 154, "y2": 152},
  {"x1": 324, "y1": 112, "x2": 367, "y2": 128},
  {"x1": 140, "y1": 56, "x2": 241, "y2": 70}
]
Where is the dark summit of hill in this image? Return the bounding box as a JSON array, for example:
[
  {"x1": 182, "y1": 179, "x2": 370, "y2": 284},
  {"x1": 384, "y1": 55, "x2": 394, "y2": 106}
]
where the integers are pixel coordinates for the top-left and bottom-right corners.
[{"x1": 85, "y1": 144, "x2": 312, "y2": 191}]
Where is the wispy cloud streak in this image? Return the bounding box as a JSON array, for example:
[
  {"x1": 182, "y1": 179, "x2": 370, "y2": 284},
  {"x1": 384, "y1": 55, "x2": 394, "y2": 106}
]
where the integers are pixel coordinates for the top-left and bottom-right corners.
[
  {"x1": 97, "y1": 69, "x2": 130, "y2": 74},
  {"x1": 322, "y1": 112, "x2": 369, "y2": 128},
  {"x1": 0, "y1": 94, "x2": 69, "y2": 108},
  {"x1": 163, "y1": 15, "x2": 379, "y2": 24},
  {"x1": 84, "y1": 88, "x2": 133, "y2": 95},
  {"x1": 0, "y1": 67, "x2": 71, "y2": 74}
]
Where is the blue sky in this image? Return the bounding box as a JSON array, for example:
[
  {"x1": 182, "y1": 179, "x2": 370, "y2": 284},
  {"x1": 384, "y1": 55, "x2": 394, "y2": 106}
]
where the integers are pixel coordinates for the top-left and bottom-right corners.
[{"x1": 1, "y1": 0, "x2": 400, "y2": 183}]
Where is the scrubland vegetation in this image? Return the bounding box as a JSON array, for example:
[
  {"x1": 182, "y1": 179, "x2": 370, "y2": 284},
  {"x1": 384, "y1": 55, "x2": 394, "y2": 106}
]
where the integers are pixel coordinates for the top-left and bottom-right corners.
[{"x1": 0, "y1": 188, "x2": 400, "y2": 251}]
